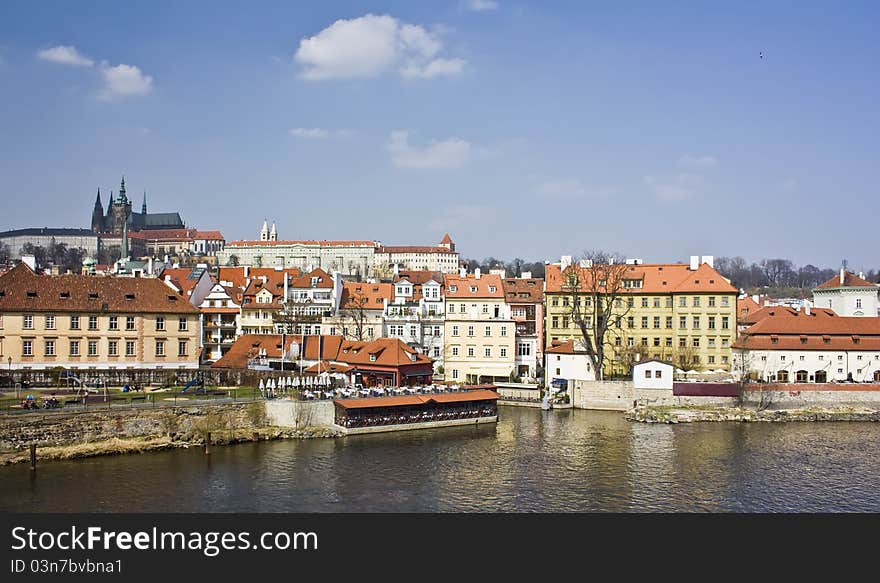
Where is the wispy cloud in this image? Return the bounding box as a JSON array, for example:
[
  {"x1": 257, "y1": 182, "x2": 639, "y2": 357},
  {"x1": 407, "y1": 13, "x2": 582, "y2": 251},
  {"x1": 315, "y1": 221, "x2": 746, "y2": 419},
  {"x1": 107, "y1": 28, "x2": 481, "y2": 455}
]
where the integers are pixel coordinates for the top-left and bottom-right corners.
[
  {"x1": 387, "y1": 130, "x2": 472, "y2": 169},
  {"x1": 679, "y1": 154, "x2": 718, "y2": 168},
  {"x1": 463, "y1": 0, "x2": 500, "y2": 11},
  {"x1": 294, "y1": 14, "x2": 465, "y2": 81},
  {"x1": 98, "y1": 63, "x2": 153, "y2": 101},
  {"x1": 37, "y1": 45, "x2": 94, "y2": 67},
  {"x1": 644, "y1": 173, "x2": 704, "y2": 202},
  {"x1": 535, "y1": 179, "x2": 615, "y2": 199},
  {"x1": 288, "y1": 128, "x2": 353, "y2": 139}
]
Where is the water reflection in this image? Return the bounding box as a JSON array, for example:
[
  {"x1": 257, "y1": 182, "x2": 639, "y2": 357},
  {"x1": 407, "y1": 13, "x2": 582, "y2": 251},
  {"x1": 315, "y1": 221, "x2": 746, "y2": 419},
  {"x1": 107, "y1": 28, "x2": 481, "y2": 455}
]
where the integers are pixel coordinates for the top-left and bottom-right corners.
[{"x1": 2, "y1": 407, "x2": 880, "y2": 512}]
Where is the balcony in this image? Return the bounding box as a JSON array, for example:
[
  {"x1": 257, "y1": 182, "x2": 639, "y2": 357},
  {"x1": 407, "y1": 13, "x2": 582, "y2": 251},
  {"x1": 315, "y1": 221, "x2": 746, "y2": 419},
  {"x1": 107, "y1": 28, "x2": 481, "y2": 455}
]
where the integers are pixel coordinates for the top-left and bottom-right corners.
[{"x1": 516, "y1": 322, "x2": 537, "y2": 336}]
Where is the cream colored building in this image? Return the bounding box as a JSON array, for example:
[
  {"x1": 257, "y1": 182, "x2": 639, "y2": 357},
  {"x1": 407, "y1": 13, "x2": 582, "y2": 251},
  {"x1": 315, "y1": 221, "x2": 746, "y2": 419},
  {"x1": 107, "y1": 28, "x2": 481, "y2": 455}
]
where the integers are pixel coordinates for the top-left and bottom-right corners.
[
  {"x1": 373, "y1": 234, "x2": 460, "y2": 275},
  {"x1": 0, "y1": 263, "x2": 201, "y2": 370},
  {"x1": 443, "y1": 270, "x2": 515, "y2": 383}
]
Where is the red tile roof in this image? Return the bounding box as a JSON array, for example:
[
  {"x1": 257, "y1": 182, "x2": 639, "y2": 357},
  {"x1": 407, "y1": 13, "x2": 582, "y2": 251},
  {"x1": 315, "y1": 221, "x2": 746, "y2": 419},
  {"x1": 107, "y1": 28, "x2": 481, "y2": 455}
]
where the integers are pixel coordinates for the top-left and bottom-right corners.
[
  {"x1": 341, "y1": 282, "x2": 392, "y2": 309},
  {"x1": 394, "y1": 271, "x2": 444, "y2": 285},
  {"x1": 815, "y1": 270, "x2": 878, "y2": 289},
  {"x1": 440, "y1": 233, "x2": 453, "y2": 245},
  {"x1": 545, "y1": 339, "x2": 589, "y2": 355},
  {"x1": 737, "y1": 296, "x2": 763, "y2": 321},
  {"x1": 304, "y1": 360, "x2": 354, "y2": 374},
  {"x1": 336, "y1": 338, "x2": 433, "y2": 367},
  {"x1": 502, "y1": 278, "x2": 544, "y2": 303},
  {"x1": 217, "y1": 267, "x2": 301, "y2": 290},
  {"x1": 140, "y1": 228, "x2": 197, "y2": 241},
  {"x1": 211, "y1": 334, "x2": 346, "y2": 369},
  {"x1": 444, "y1": 274, "x2": 504, "y2": 299},
  {"x1": 0, "y1": 263, "x2": 199, "y2": 314},
  {"x1": 545, "y1": 262, "x2": 737, "y2": 294},
  {"x1": 739, "y1": 305, "x2": 836, "y2": 327},
  {"x1": 289, "y1": 268, "x2": 334, "y2": 289},
  {"x1": 194, "y1": 230, "x2": 224, "y2": 240}
]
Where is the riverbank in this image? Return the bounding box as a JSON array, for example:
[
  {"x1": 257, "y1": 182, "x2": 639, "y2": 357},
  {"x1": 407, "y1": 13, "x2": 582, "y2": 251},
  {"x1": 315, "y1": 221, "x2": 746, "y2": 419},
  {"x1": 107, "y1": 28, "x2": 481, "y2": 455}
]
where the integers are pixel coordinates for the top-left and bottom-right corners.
[
  {"x1": 0, "y1": 425, "x2": 341, "y2": 466},
  {"x1": 626, "y1": 404, "x2": 880, "y2": 423}
]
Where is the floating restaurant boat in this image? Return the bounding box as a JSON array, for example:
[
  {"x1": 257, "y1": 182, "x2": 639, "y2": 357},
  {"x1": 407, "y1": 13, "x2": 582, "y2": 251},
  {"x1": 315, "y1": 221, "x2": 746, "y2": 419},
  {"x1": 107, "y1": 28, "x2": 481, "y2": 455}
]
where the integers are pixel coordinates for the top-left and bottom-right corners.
[{"x1": 333, "y1": 388, "x2": 499, "y2": 435}]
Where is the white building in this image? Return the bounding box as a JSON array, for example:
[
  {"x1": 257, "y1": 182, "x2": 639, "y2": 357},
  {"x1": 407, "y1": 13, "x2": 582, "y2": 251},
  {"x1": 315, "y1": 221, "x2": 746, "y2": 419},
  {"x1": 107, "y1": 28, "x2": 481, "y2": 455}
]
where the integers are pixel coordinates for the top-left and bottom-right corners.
[
  {"x1": 544, "y1": 339, "x2": 596, "y2": 391},
  {"x1": 383, "y1": 272, "x2": 446, "y2": 371},
  {"x1": 633, "y1": 359, "x2": 674, "y2": 390},
  {"x1": 732, "y1": 311, "x2": 880, "y2": 383},
  {"x1": 813, "y1": 269, "x2": 879, "y2": 317},
  {"x1": 373, "y1": 234, "x2": 460, "y2": 275}
]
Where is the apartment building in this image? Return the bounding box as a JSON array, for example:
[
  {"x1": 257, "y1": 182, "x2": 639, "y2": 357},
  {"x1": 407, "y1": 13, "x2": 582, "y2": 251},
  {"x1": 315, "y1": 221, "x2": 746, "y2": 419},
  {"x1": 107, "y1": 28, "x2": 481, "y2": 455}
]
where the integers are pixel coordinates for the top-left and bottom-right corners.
[
  {"x1": 443, "y1": 270, "x2": 515, "y2": 383},
  {"x1": 199, "y1": 283, "x2": 242, "y2": 363},
  {"x1": 544, "y1": 255, "x2": 738, "y2": 377},
  {"x1": 502, "y1": 275, "x2": 544, "y2": 380},
  {"x1": 0, "y1": 263, "x2": 201, "y2": 370},
  {"x1": 383, "y1": 271, "x2": 446, "y2": 370}
]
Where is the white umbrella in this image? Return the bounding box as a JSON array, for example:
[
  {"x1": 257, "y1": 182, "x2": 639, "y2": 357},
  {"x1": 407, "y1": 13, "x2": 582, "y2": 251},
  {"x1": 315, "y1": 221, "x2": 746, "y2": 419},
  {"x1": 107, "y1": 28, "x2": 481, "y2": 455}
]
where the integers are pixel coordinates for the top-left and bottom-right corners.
[
  {"x1": 259, "y1": 378, "x2": 265, "y2": 390},
  {"x1": 287, "y1": 376, "x2": 293, "y2": 388}
]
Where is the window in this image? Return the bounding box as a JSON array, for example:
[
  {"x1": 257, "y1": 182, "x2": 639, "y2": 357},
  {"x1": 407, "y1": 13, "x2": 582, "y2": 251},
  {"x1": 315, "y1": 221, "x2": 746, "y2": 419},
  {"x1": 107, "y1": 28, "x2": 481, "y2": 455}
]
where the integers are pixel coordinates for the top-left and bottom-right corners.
[
  {"x1": 451, "y1": 346, "x2": 459, "y2": 357},
  {"x1": 641, "y1": 316, "x2": 648, "y2": 328},
  {"x1": 693, "y1": 297, "x2": 701, "y2": 307},
  {"x1": 488, "y1": 285, "x2": 496, "y2": 293},
  {"x1": 551, "y1": 297, "x2": 558, "y2": 307},
  {"x1": 856, "y1": 299, "x2": 862, "y2": 309},
  {"x1": 178, "y1": 341, "x2": 188, "y2": 356},
  {"x1": 485, "y1": 347, "x2": 491, "y2": 358},
  {"x1": 433, "y1": 347, "x2": 440, "y2": 357},
  {"x1": 44, "y1": 340, "x2": 55, "y2": 356},
  {"x1": 452, "y1": 369, "x2": 459, "y2": 379},
  {"x1": 653, "y1": 337, "x2": 661, "y2": 347},
  {"x1": 708, "y1": 355, "x2": 716, "y2": 364},
  {"x1": 679, "y1": 297, "x2": 687, "y2": 307},
  {"x1": 708, "y1": 338, "x2": 716, "y2": 348},
  {"x1": 721, "y1": 297, "x2": 730, "y2": 307},
  {"x1": 721, "y1": 317, "x2": 729, "y2": 330},
  {"x1": 23, "y1": 315, "x2": 33, "y2": 329},
  {"x1": 468, "y1": 326, "x2": 474, "y2": 337},
  {"x1": 108, "y1": 340, "x2": 119, "y2": 356},
  {"x1": 563, "y1": 316, "x2": 570, "y2": 328},
  {"x1": 664, "y1": 316, "x2": 672, "y2": 329},
  {"x1": 500, "y1": 326, "x2": 508, "y2": 337},
  {"x1": 665, "y1": 337, "x2": 673, "y2": 347},
  {"x1": 679, "y1": 316, "x2": 687, "y2": 329},
  {"x1": 518, "y1": 343, "x2": 531, "y2": 356},
  {"x1": 693, "y1": 316, "x2": 700, "y2": 329},
  {"x1": 88, "y1": 340, "x2": 98, "y2": 356},
  {"x1": 45, "y1": 315, "x2": 55, "y2": 329},
  {"x1": 653, "y1": 316, "x2": 660, "y2": 328},
  {"x1": 627, "y1": 338, "x2": 635, "y2": 347},
  {"x1": 179, "y1": 317, "x2": 188, "y2": 331},
  {"x1": 627, "y1": 298, "x2": 634, "y2": 308},
  {"x1": 679, "y1": 338, "x2": 686, "y2": 348},
  {"x1": 485, "y1": 326, "x2": 492, "y2": 337},
  {"x1": 555, "y1": 368, "x2": 560, "y2": 375},
  {"x1": 482, "y1": 304, "x2": 489, "y2": 314},
  {"x1": 693, "y1": 338, "x2": 700, "y2": 347},
  {"x1": 109, "y1": 316, "x2": 118, "y2": 331},
  {"x1": 626, "y1": 316, "x2": 634, "y2": 329},
  {"x1": 452, "y1": 325, "x2": 459, "y2": 336},
  {"x1": 708, "y1": 297, "x2": 716, "y2": 307},
  {"x1": 448, "y1": 303, "x2": 455, "y2": 313},
  {"x1": 409, "y1": 325, "x2": 417, "y2": 337},
  {"x1": 722, "y1": 338, "x2": 729, "y2": 348},
  {"x1": 156, "y1": 341, "x2": 165, "y2": 356},
  {"x1": 22, "y1": 340, "x2": 33, "y2": 356},
  {"x1": 126, "y1": 316, "x2": 136, "y2": 331},
  {"x1": 655, "y1": 370, "x2": 663, "y2": 378},
  {"x1": 666, "y1": 297, "x2": 673, "y2": 308},
  {"x1": 68, "y1": 340, "x2": 79, "y2": 356},
  {"x1": 89, "y1": 315, "x2": 98, "y2": 330},
  {"x1": 70, "y1": 315, "x2": 80, "y2": 330},
  {"x1": 460, "y1": 304, "x2": 465, "y2": 313},
  {"x1": 708, "y1": 317, "x2": 716, "y2": 330},
  {"x1": 468, "y1": 347, "x2": 475, "y2": 357},
  {"x1": 641, "y1": 298, "x2": 649, "y2": 308},
  {"x1": 125, "y1": 340, "x2": 136, "y2": 356},
  {"x1": 500, "y1": 348, "x2": 507, "y2": 358},
  {"x1": 645, "y1": 370, "x2": 652, "y2": 379},
  {"x1": 641, "y1": 337, "x2": 648, "y2": 346}
]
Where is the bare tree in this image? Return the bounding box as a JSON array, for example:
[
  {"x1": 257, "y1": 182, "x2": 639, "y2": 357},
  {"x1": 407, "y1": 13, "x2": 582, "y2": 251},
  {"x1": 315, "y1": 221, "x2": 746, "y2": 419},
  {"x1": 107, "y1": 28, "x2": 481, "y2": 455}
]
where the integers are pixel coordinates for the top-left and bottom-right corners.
[
  {"x1": 337, "y1": 288, "x2": 370, "y2": 341},
  {"x1": 563, "y1": 251, "x2": 632, "y2": 380}
]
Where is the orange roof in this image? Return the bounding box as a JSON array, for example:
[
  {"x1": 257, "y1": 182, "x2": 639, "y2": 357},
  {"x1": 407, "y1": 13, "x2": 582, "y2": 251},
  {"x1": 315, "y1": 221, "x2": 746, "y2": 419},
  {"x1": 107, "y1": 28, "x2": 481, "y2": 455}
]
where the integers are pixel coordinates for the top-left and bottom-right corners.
[
  {"x1": 545, "y1": 339, "x2": 589, "y2": 355},
  {"x1": 289, "y1": 268, "x2": 334, "y2": 289},
  {"x1": 226, "y1": 240, "x2": 377, "y2": 248},
  {"x1": 211, "y1": 334, "x2": 345, "y2": 369},
  {"x1": 337, "y1": 337, "x2": 433, "y2": 367},
  {"x1": 335, "y1": 389, "x2": 497, "y2": 410},
  {"x1": 394, "y1": 271, "x2": 443, "y2": 285},
  {"x1": 815, "y1": 270, "x2": 878, "y2": 289},
  {"x1": 741, "y1": 314, "x2": 880, "y2": 336},
  {"x1": 0, "y1": 263, "x2": 199, "y2": 314},
  {"x1": 545, "y1": 262, "x2": 737, "y2": 294},
  {"x1": 444, "y1": 273, "x2": 504, "y2": 299},
  {"x1": 217, "y1": 267, "x2": 301, "y2": 290},
  {"x1": 160, "y1": 268, "x2": 207, "y2": 298},
  {"x1": 304, "y1": 360, "x2": 354, "y2": 374},
  {"x1": 739, "y1": 305, "x2": 836, "y2": 327},
  {"x1": 341, "y1": 282, "x2": 392, "y2": 309},
  {"x1": 140, "y1": 228, "x2": 197, "y2": 241},
  {"x1": 194, "y1": 230, "x2": 224, "y2": 240},
  {"x1": 737, "y1": 296, "x2": 762, "y2": 320},
  {"x1": 440, "y1": 233, "x2": 453, "y2": 245},
  {"x1": 503, "y1": 278, "x2": 544, "y2": 303}
]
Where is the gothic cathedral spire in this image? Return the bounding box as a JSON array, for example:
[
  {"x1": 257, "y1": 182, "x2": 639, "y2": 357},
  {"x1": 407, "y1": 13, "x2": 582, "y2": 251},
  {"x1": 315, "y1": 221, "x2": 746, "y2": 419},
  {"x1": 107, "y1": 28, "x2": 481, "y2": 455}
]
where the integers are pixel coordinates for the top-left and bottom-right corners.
[
  {"x1": 91, "y1": 188, "x2": 105, "y2": 232},
  {"x1": 142, "y1": 190, "x2": 147, "y2": 215},
  {"x1": 118, "y1": 176, "x2": 127, "y2": 204}
]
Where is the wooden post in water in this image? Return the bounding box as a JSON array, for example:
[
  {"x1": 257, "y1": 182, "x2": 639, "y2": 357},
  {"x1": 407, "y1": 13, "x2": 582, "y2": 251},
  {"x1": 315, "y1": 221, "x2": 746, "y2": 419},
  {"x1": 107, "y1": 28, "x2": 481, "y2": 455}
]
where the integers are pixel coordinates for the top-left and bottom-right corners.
[
  {"x1": 29, "y1": 443, "x2": 37, "y2": 471},
  {"x1": 204, "y1": 432, "x2": 211, "y2": 455}
]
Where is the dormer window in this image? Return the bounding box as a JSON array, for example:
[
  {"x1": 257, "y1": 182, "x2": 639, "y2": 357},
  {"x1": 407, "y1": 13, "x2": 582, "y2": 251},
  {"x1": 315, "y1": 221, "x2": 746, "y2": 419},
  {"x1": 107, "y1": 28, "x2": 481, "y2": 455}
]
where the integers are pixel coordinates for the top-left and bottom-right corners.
[
  {"x1": 449, "y1": 285, "x2": 457, "y2": 292},
  {"x1": 125, "y1": 294, "x2": 135, "y2": 301},
  {"x1": 60, "y1": 292, "x2": 70, "y2": 299},
  {"x1": 26, "y1": 291, "x2": 37, "y2": 298},
  {"x1": 488, "y1": 286, "x2": 496, "y2": 293},
  {"x1": 771, "y1": 336, "x2": 778, "y2": 344},
  {"x1": 369, "y1": 353, "x2": 376, "y2": 361},
  {"x1": 470, "y1": 286, "x2": 477, "y2": 293}
]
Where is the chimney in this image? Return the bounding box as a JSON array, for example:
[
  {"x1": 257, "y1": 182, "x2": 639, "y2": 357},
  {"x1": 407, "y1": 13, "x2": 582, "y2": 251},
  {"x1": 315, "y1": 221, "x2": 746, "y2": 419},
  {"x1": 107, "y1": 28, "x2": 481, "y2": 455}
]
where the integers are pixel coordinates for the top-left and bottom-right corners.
[
  {"x1": 283, "y1": 273, "x2": 289, "y2": 300},
  {"x1": 475, "y1": 268, "x2": 481, "y2": 280},
  {"x1": 701, "y1": 255, "x2": 714, "y2": 269},
  {"x1": 689, "y1": 256, "x2": 699, "y2": 271},
  {"x1": 459, "y1": 267, "x2": 466, "y2": 278},
  {"x1": 840, "y1": 268, "x2": 845, "y2": 286},
  {"x1": 243, "y1": 265, "x2": 249, "y2": 278},
  {"x1": 22, "y1": 254, "x2": 36, "y2": 271},
  {"x1": 393, "y1": 263, "x2": 399, "y2": 277},
  {"x1": 521, "y1": 271, "x2": 532, "y2": 279},
  {"x1": 859, "y1": 271, "x2": 864, "y2": 280},
  {"x1": 560, "y1": 255, "x2": 572, "y2": 270},
  {"x1": 805, "y1": 301, "x2": 811, "y2": 316}
]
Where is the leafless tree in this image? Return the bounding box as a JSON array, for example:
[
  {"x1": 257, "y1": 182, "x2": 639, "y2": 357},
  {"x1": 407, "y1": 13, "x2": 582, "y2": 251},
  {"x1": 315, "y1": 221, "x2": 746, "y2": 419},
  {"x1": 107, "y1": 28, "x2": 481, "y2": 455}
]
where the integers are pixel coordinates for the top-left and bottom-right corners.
[
  {"x1": 337, "y1": 288, "x2": 371, "y2": 341},
  {"x1": 563, "y1": 251, "x2": 633, "y2": 380}
]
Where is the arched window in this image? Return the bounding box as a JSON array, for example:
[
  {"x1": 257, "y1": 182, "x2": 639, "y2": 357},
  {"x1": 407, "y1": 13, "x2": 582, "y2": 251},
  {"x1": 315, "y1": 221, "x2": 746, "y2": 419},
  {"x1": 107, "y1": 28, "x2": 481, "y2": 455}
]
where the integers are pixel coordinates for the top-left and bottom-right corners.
[
  {"x1": 777, "y1": 370, "x2": 789, "y2": 383},
  {"x1": 815, "y1": 370, "x2": 827, "y2": 383},
  {"x1": 795, "y1": 370, "x2": 808, "y2": 383}
]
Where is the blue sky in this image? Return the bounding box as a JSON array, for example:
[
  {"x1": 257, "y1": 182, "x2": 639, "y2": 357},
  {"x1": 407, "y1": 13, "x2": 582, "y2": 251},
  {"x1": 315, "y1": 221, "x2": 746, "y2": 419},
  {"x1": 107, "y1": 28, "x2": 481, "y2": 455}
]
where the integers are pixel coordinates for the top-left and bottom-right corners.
[{"x1": 1, "y1": 1, "x2": 878, "y2": 271}]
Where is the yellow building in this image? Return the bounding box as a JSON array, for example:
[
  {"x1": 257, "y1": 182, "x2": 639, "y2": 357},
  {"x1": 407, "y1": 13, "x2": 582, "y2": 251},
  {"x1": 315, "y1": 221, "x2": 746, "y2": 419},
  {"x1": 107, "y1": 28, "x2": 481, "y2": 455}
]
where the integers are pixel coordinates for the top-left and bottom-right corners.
[
  {"x1": 0, "y1": 263, "x2": 201, "y2": 370},
  {"x1": 443, "y1": 271, "x2": 515, "y2": 383},
  {"x1": 544, "y1": 257, "x2": 737, "y2": 377}
]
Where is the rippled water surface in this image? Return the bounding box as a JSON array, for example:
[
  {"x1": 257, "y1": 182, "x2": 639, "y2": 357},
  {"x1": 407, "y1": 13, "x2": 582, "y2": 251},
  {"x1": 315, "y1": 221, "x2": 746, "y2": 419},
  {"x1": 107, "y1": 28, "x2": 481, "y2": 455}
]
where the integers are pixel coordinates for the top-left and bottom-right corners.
[{"x1": 2, "y1": 407, "x2": 879, "y2": 512}]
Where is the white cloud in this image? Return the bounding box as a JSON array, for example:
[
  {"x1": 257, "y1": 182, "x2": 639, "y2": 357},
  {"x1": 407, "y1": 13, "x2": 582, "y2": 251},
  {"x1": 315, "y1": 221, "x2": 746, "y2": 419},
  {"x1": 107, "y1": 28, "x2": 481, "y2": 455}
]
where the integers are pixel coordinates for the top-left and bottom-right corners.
[
  {"x1": 37, "y1": 45, "x2": 94, "y2": 67},
  {"x1": 464, "y1": 0, "x2": 500, "y2": 11},
  {"x1": 387, "y1": 130, "x2": 472, "y2": 169},
  {"x1": 98, "y1": 63, "x2": 153, "y2": 101},
  {"x1": 679, "y1": 154, "x2": 718, "y2": 168},
  {"x1": 294, "y1": 14, "x2": 465, "y2": 80},
  {"x1": 429, "y1": 204, "x2": 488, "y2": 232},
  {"x1": 644, "y1": 173, "x2": 703, "y2": 202},
  {"x1": 288, "y1": 128, "x2": 353, "y2": 139}
]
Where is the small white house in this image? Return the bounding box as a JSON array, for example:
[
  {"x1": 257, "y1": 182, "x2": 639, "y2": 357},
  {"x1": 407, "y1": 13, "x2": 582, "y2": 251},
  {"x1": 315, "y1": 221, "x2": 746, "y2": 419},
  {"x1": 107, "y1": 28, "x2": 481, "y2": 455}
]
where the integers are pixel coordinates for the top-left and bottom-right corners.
[
  {"x1": 544, "y1": 339, "x2": 596, "y2": 390},
  {"x1": 633, "y1": 359, "x2": 674, "y2": 390}
]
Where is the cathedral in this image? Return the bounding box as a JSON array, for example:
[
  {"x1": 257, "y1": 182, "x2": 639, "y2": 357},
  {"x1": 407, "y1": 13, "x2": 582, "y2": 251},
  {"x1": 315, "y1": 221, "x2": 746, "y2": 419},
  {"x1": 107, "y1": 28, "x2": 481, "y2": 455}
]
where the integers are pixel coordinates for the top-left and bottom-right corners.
[{"x1": 91, "y1": 177, "x2": 185, "y2": 235}]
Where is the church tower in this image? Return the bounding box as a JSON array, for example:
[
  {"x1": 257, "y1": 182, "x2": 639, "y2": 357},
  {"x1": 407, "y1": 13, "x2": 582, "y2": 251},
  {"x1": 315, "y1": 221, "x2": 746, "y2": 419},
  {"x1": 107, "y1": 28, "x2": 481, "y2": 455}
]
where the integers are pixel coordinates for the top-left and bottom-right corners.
[
  {"x1": 260, "y1": 219, "x2": 269, "y2": 241},
  {"x1": 91, "y1": 188, "x2": 105, "y2": 233},
  {"x1": 270, "y1": 221, "x2": 277, "y2": 242}
]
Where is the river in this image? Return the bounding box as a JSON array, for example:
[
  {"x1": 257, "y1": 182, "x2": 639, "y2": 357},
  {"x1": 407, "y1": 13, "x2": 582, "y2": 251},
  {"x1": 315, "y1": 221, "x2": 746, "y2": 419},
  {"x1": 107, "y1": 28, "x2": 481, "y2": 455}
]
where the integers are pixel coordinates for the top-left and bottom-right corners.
[{"x1": 2, "y1": 407, "x2": 879, "y2": 512}]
